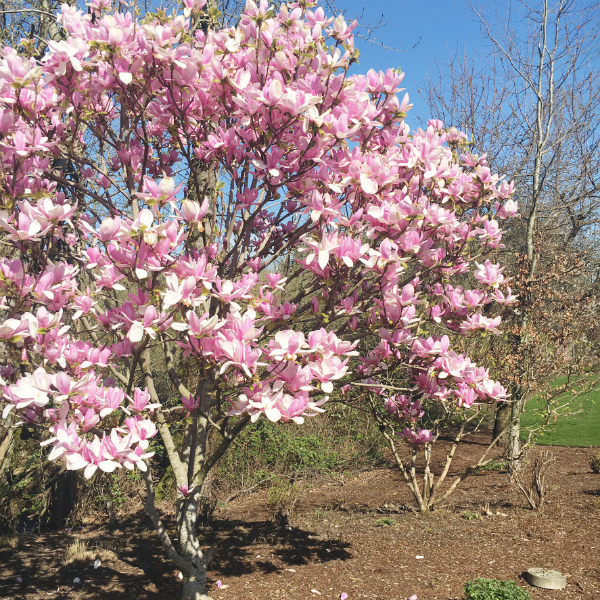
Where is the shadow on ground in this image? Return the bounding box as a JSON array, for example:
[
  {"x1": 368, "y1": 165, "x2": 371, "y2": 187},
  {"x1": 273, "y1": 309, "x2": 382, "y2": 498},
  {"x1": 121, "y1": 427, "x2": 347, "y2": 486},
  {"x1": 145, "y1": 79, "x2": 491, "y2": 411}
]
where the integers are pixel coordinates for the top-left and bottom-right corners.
[
  {"x1": 208, "y1": 517, "x2": 351, "y2": 577},
  {"x1": 0, "y1": 512, "x2": 351, "y2": 599}
]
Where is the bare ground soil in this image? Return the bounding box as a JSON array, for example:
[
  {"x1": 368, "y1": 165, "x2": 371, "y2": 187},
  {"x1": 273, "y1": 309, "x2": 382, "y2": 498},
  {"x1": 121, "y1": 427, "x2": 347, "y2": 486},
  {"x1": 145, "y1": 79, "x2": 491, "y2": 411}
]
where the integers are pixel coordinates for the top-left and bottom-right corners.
[{"x1": 1, "y1": 433, "x2": 599, "y2": 600}]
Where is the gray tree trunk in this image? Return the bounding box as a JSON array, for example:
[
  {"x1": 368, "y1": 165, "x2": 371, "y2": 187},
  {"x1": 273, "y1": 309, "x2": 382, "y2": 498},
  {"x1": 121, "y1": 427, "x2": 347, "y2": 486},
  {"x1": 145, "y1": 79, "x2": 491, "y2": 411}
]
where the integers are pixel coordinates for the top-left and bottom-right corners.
[
  {"x1": 142, "y1": 465, "x2": 213, "y2": 600},
  {"x1": 492, "y1": 402, "x2": 511, "y2": 446},
  {"x1": 182, "y1": 573, "x2": 212, "y2": 600},
  {"x1": 179, "y1": 498, "x2": 213, "y2": 600},
  {"x1": 507, "y1": 388, "x2": 524, "y2": 474}
]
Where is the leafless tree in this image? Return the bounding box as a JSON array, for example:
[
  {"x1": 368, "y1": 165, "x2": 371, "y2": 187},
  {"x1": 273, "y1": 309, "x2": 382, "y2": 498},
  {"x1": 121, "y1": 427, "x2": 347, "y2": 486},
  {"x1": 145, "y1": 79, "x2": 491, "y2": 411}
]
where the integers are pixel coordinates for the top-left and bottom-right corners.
[
  {"x1": 421, "y1": 0, "x2": 600, "y2": 467},
  {"x1": 0, "y1": 0, "x2": 65, "y2": 53}
]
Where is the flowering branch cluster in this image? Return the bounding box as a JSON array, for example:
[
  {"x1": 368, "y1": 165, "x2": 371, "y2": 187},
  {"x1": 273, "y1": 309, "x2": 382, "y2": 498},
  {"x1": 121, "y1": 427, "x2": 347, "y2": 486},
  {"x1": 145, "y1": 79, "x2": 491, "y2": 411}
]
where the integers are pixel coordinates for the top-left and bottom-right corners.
[{"x1": 0, "y1": 0, "x2": 515, "y2": 483}]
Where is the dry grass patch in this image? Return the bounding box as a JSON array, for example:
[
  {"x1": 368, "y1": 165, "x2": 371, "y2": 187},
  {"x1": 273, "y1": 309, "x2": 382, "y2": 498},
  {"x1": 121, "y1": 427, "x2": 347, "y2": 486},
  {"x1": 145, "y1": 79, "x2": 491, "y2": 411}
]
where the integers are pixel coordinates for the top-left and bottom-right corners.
[
  {"x1": 0, "y1": 534, "x2": 21, "y2": 549},
  {"x1": 62, "y1": 538, "x2": 119, "y2": 566}
]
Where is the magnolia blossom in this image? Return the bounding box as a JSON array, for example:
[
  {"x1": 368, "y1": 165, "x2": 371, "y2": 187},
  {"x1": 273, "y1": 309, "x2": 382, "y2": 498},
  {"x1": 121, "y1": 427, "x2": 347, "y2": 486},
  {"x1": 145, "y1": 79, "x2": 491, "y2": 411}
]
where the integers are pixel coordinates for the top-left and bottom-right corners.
[
  {"x1": 401, "y1": 427, "x2": 433, "y2": 446},
  {"x1": 496, "y1": 198, "x2": 518, "y2": 219},
  {"x1": 268, "y1": 330, "x2": 307, "y2": 361},
  {"x1": 3, "y1": 367, "x2": 51, "y2": 417},
  {"x1": 385, "y1": 395, "x2": 425, "y2": 422},
  {"x1": 182, "y1": 395, "x2": 200, "y2": 411},
  {"x1": 180, "y1": 198, "x2": 209, "y2": 222},
  {"x1": 474, "y1": 260, "x2": 505, "y2": 288}
]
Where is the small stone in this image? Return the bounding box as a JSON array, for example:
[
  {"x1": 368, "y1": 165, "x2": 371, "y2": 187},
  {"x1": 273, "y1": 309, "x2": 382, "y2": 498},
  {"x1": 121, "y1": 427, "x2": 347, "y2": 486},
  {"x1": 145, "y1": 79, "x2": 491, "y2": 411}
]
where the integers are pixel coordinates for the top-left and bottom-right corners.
[{"x1": 525, "y1": 568, "x2": 567, "y2": 590}]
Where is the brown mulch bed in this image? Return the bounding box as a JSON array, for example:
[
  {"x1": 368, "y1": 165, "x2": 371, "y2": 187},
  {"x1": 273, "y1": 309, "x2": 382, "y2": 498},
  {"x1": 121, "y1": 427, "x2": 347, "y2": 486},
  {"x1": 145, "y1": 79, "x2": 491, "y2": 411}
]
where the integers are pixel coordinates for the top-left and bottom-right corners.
[{"x1": 1, "y1": 434, "x2": 599, "y2": 600}]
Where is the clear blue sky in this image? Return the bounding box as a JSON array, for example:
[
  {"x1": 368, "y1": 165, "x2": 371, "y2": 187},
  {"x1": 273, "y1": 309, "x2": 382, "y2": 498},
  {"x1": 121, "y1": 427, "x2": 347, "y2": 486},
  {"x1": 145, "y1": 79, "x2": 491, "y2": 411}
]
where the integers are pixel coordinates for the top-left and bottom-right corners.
[{"x1": 339, "y1": 0, "x2": 487, "y2": 125}]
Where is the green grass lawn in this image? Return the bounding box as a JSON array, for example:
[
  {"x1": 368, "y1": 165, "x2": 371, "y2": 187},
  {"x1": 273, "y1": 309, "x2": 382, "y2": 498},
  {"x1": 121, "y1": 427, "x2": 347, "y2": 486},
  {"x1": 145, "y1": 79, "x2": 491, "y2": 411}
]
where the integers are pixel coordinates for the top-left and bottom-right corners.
[{"x1": 520, "y1": 378, "x2": 600, "y2": 447}]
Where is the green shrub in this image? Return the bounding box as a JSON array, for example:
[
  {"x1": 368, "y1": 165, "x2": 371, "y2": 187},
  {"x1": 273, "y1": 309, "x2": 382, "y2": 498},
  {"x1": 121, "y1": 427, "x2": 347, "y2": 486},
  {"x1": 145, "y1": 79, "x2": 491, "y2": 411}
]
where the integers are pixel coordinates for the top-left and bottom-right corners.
[
  {"x1": 461, "y1": 510, "x2": 480, "y2": 520},
  {"x1": 214, "y1": 404, "x2": 386, "y2": 494},
  {"x1": 463, "y1": 578, "x2": 532, "y2": 600},
  {"x1": 590, "y1": 450, "x2": 600, "y2": 473},
  {"x1": 374, "y1": 517, "x2": 397, "y2": 527},
  {"x1": 476, "y1": 460, "x2": 505, "y2": 473}
]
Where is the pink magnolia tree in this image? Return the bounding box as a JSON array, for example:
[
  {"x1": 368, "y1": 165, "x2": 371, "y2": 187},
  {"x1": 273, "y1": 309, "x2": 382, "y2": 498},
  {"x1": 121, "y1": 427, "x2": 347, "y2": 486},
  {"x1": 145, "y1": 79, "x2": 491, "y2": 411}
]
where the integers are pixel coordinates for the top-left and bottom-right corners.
[{"x1": 0, "y1": 0, "x2": 515, "y2": 597}]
